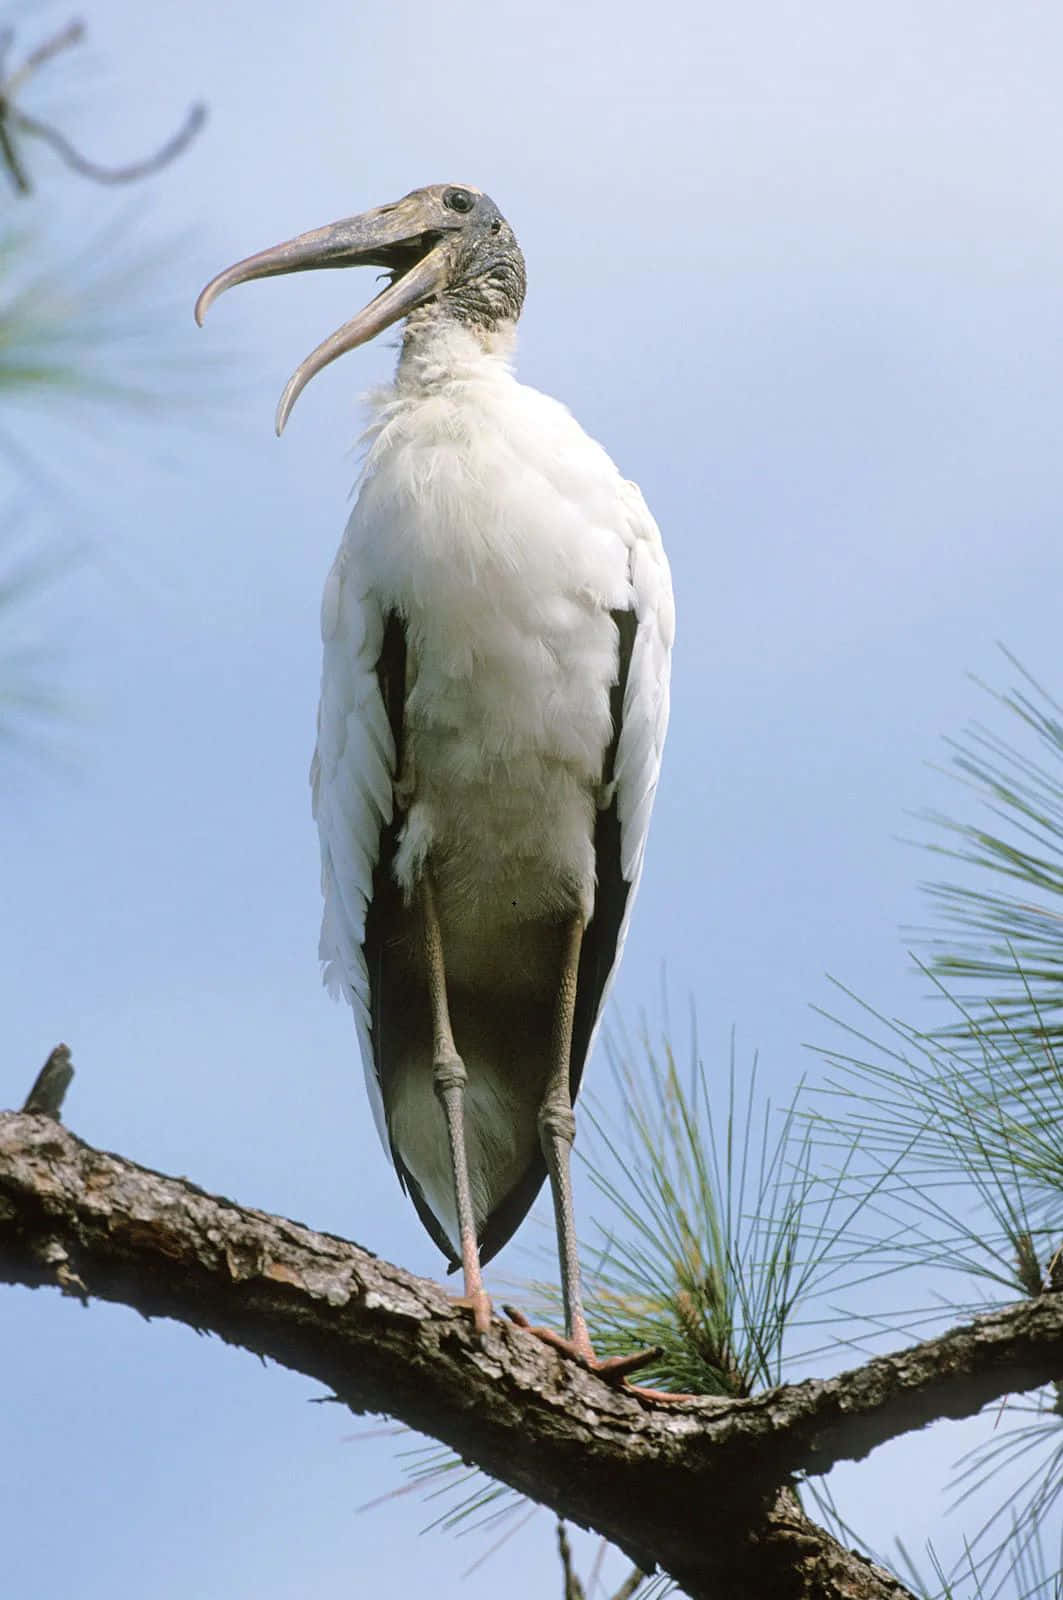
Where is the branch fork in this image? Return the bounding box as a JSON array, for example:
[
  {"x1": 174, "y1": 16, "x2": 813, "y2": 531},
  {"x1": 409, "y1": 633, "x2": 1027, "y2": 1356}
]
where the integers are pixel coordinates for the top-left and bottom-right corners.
[{"x1": 3, "y1": 1045, "x2": 1062, "y2": 1599}]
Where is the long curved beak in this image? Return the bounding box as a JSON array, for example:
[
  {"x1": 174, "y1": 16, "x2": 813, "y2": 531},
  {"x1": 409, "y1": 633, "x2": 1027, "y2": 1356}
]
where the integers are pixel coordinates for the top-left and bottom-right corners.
[{"x1": 195, "y1": 205, "x2": 452, "y2": 433}]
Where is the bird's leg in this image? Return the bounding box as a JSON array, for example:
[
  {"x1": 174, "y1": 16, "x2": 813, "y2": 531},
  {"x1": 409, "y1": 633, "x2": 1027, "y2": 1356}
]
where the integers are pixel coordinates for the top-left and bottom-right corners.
[
  {"x1": 506, "y1": 917, "x2": 660, "y2": 1383},
  {"x1": 420, "y1": 870, "x2": 491, "y2": 1336},
  {"x1": 541, "y1": 915, "x2": 593, "y2": 1357}
]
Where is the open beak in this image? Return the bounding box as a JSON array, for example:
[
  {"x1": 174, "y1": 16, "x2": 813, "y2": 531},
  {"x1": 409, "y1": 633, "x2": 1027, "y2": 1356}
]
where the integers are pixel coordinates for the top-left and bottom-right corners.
[{"x1": 195, "y1": 202, "x2": 453, "y2": 433}]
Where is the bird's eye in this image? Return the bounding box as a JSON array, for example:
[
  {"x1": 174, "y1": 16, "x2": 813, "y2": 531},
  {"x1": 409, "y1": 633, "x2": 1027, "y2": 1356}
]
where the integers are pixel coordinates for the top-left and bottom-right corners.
[{"x1": 443, "y1": 188, "x2": 475, "y2": 214}]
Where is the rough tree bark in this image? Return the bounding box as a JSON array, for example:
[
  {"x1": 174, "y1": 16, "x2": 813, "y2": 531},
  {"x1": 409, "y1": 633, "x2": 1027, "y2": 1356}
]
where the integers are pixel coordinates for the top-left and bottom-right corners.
[{"x1": 3, "y1": 1105, "x2": 1061, "y2": 1600}]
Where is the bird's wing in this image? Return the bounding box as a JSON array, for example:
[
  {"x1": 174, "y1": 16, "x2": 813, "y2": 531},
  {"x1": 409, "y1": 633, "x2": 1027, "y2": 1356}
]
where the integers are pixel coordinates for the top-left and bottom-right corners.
[
  {"x1": 477, "y1": 479, "x2": 673, "y2": 1265},
  {"x1": 311, "y1": 551, "x2": 403, "y2": 1154},
  {"x1": 314, "y1": 571, "x2": 458, "y2": 1262},
  {"x1": 571, "y1": 477, "x2": 674, "y2": 1083}
]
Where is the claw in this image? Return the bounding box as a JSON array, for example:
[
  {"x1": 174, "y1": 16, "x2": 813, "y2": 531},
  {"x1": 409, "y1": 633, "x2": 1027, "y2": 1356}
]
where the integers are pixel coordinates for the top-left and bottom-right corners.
[{"x1": 502, "y1": 1304, "x2": 689, "y2": 1397}]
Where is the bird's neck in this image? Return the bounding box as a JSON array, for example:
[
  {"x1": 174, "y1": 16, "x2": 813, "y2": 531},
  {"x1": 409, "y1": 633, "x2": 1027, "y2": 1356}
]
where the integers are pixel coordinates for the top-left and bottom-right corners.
[{"x1": 397, "y1": 311, "x2": 518, "y2": 390}]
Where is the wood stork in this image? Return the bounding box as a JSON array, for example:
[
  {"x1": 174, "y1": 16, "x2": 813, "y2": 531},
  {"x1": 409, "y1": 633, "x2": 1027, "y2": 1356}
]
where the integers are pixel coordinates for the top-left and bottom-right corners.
[{"x1": 196, "y1": 184, "x2": 673, "y2": 1376}]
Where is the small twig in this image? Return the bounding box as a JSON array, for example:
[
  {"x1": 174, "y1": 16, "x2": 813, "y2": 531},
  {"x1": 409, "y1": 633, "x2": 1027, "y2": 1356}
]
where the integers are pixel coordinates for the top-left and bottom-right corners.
[
  {"x1": 0, "y1": 115, "x2": 29, "y2": 192},
  {"x1": 11, "y1": 103, "x2": 206, "y2": 186},
  {"x1": 558, "y1": 1521, "x2": 586, "y2": 1600},
  {"x1": 3, "y1": 19, "x2": 84, "y2": 98},
  {"x1": 21, "y1": 1043, "x2": 74, "y2": 1120},
  {"x1": 0, "y1": 19, "x2": 205, "y2": 196}
]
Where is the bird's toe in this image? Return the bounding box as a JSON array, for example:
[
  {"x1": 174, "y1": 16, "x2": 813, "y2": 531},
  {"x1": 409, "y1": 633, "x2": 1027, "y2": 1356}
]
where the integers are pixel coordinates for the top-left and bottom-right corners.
[
  {"x1": 453, "y1": 1287, "x2": 493, "y2": 1337},
  {"x1": 502, "y1": 1304, "x2": 673, "y2": 1390}
]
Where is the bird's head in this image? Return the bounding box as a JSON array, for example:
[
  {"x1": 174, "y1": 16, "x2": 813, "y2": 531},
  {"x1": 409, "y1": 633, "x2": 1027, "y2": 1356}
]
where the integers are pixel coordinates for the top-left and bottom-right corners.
[{"x1": 195, "y1": 183, "x2": 525, "y2": 433}]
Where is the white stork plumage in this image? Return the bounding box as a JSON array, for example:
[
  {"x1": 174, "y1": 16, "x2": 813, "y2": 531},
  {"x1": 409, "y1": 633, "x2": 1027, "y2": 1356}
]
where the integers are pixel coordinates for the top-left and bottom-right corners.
[{"x1": 196, "y1": 183, "x2": 673, "y2": 1375}]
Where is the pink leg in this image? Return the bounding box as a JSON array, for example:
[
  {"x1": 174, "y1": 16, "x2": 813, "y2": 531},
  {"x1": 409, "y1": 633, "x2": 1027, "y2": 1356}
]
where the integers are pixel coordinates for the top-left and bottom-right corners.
[
  {"x1": 505, "y1": 917, "x2": 668, "y2": 1388},
  {"x1": 421, "y1": 872, "x2": 490, "y2": 1335}
]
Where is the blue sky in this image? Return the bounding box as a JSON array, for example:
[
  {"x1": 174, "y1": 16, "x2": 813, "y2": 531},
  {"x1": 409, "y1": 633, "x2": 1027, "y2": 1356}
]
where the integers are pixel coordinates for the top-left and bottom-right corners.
[{"x1": 3, "y1": 1, "x2": 1062, "y2": 1595}]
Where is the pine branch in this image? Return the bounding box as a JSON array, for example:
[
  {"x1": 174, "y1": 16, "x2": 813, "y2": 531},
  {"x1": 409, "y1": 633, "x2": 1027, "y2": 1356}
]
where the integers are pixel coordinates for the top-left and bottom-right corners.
[
  {"x1": 0, "y1": 18, "x2": 205, "y2": 196},
  {"x1": 3, "y1": 1110, "x2": 1062, "y2": 1599}
]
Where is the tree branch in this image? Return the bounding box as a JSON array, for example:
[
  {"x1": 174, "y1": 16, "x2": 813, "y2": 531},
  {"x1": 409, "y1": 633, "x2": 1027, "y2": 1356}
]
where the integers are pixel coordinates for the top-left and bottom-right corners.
[
  {"x1": 0, "y1": 19, "x2": 205, "y2": 196},
  {"x1": 10, "y1": 104, "x2": 207, "y2": 187},
  {"x1": 3, "y1": 1110, "x2": 1060, "y2": 1599}
]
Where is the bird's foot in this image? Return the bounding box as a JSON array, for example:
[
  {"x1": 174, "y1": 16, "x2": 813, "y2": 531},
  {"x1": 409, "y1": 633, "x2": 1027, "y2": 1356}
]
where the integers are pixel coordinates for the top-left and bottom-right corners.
[
  {"x1": 503, "y1": 1304, "x2": 690, "y2": 1398},
  {"x1": 453, "y1": 1286, "x2": 493, "y2": 1337}
]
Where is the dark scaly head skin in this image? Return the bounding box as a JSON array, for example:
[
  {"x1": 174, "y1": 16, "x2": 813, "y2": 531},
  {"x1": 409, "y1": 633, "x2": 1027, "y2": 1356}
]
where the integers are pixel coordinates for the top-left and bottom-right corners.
[
  {"x1": 416, "y1": 184, "x2": 526, "y2": 331},
  {"x1": 195, "y1": 182, "x2": 526, "y2": 430}
]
